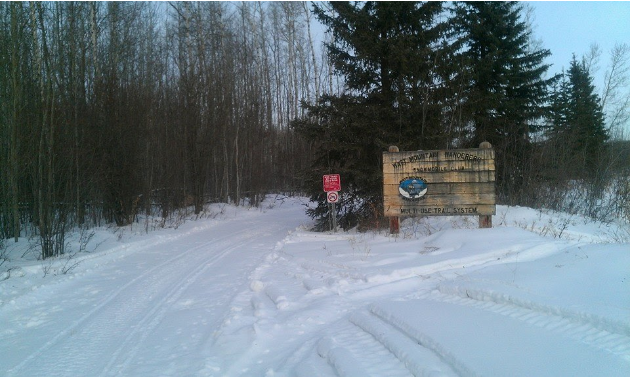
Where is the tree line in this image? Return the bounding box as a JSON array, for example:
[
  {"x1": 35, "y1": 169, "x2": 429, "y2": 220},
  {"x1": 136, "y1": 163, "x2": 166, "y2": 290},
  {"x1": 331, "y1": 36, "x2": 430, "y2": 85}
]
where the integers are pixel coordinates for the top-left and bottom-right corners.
[
  {"x1": 1, "y1": 2, "x2": 629, "y2": 258},
  {"x1": 293, "y1": 2, "x2": 629, "y2": 230},
  {"x1": 0, "y1": 2, "x2": 330, "y2": 258}
]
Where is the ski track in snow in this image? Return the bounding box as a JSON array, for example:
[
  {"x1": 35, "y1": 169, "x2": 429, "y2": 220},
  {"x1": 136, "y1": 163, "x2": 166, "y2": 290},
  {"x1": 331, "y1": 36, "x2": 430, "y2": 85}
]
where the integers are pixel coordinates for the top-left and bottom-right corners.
[
  {"x1": 2, "y1": 207, "x2": 301, "y2": 376},
  {"x1": 102, "y1": 232, "x2": 264, "y2": 376},
  {"x1": 9, "y1": 233, "x2": 232, "y2": 375},
  {"x1": 1, "y1": 200, "x2": 628, "y2": 376}
]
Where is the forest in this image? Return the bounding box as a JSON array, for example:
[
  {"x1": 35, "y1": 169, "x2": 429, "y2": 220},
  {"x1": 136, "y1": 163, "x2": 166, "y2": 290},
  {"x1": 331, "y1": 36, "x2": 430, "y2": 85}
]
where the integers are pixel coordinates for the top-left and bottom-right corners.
[{"x1": 1, "y1": 2, "x2": 629, "y2": 258}]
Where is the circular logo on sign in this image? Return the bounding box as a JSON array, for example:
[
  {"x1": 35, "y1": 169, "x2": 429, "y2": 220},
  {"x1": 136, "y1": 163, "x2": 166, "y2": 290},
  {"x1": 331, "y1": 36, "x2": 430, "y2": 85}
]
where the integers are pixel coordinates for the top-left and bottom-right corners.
[
  {"x1": 327, "y1": 191, "x2": 339, "y2": 203},
  {"x1": 398, "y1": 177, "x2": 427, "y2": 200}
]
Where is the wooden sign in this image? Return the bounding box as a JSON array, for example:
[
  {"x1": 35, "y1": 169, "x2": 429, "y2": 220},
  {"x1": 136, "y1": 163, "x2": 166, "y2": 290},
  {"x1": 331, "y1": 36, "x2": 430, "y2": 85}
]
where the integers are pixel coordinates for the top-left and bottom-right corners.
[{"x1": 383, "y1": 147, "x2": 496, "y2": 217}]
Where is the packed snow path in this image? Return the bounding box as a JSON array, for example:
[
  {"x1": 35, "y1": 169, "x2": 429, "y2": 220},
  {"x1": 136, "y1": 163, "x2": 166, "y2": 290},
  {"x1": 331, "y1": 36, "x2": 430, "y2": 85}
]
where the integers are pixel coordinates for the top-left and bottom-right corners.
[
  {"x1": 1, "y1": 202, "x2": 305, "y2": 376},
  {"x1": 1, "y1": 197, "x2": 629, "y2": 376}
]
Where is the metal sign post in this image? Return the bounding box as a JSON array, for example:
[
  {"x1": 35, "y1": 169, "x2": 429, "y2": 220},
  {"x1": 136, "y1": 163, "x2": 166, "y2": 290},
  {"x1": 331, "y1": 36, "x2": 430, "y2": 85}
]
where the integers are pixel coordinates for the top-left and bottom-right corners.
[
  {"x1": 330, "y1": 203, "x2": 337, "y2": 232},
  {"x1": 323, "y1": 175, "x2": 341, "y2": 233},
  {"x1": 326, "y1": 191, "x2": 339, "y2": 232}
]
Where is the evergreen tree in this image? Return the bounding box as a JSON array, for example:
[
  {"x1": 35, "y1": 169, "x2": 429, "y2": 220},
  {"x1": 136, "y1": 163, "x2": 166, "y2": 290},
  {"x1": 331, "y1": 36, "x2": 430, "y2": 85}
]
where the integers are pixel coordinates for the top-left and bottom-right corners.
[
  {"x1": 567, "y1": 57, "x2": 608, "y2": 171},
  {"x1": 452, "y1": 1, "x2": 555, "y2": 203},
  {"x1": 548, "y1": 56, "x2": 607, "y2": 177},
  {"x1": 293, "y1": 2, "x2": 450, "y2": 230}
]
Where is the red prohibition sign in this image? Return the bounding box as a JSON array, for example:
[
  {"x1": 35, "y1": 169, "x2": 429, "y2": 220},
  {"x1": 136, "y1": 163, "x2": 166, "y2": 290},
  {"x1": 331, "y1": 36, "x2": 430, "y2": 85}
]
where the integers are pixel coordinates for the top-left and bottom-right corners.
[{"x1": 327, "y1": 191, "x2": 339, "y2": 203}]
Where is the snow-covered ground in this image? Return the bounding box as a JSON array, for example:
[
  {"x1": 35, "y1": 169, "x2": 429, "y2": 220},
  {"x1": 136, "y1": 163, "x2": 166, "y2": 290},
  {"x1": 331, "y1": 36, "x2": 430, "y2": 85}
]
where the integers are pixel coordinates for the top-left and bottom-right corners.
[{"x1": 0, "y1": 195, "x2": 629, "y2": 376}]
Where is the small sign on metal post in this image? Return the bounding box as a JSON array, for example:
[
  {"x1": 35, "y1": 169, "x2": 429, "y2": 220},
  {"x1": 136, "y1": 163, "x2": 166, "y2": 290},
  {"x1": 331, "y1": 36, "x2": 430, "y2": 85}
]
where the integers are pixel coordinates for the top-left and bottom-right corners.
[
  {"x1": 323, "y1": 174, "x2": 341, "y2": 232},
  {"x1": 323, "y1": 174, "x2": 341, "y2": 192},
  {"x1": 327, "y1": 191, "x2": 339, "y2": 203}
]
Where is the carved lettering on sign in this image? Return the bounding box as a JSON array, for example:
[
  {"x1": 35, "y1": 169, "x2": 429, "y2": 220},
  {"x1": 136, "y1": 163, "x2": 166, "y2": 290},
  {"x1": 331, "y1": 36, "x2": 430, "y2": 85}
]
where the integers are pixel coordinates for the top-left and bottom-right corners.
[{"x1": 383, "y1": 148, "x2": 496, "y2": 217}]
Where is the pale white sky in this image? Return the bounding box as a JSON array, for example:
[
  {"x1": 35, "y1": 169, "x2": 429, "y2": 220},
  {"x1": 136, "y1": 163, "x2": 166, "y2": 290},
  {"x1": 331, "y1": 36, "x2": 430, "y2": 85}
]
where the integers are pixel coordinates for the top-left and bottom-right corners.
[
  {"x1": 529, "y1": 1, "x2": 630, "y2": 137},
  {"x1": 529, "y1": 1, "x2": 629, "y2": 74}
]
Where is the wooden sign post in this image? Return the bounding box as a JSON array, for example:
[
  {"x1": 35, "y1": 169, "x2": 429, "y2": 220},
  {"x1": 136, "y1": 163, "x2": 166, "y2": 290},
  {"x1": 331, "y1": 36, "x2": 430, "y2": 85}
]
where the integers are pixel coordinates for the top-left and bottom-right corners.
[
  {"x1": 477, "y1": 141, "x2": 493, "y2": 228},
  {"x1": 383, "y1": 143, "x2": 496, "y2": 233},
  {"x1": 387, "y1": 146, "x2": 401, "y2": 234}
]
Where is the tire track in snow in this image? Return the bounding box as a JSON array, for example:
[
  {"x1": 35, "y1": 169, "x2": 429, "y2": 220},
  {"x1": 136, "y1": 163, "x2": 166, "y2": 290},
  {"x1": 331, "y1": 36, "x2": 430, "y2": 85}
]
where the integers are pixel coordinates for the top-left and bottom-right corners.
[
  {"x1": 369, "y1": 298, "x2": 629, "y2": 376},
  {"x1": 102, "y1": 231, "x2": 265, "y2": 376},
  {"x1": 5, "y1": 225, "x2": 263, "y2": 376},
  {"x1": 349, "y1": 311, "x2": 458, "y2": 376},
  {"x1": 316, "y1": 336, "x2": 372, "y2": 377},
  {"x1": 427, "y1": 287, "x2": 630, "y2": 360},
  {"x1": 436, "y1": 283, "x2": 630, "y2": 337}
]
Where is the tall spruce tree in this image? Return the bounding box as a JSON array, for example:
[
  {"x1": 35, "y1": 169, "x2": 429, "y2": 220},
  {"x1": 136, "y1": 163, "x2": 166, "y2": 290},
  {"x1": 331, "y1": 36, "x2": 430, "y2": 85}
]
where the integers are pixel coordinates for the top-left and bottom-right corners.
[
  {"x1": 544, "y1": 72, "x2": 573, "y2": 178},
  {"x1": 293, "y1": 2, "x2": 449, "y2": 230},
  {"x1": 548, "y1": 56, "x2": 607, "y2": 178},
  {"x1": 452, "y1": 1, "x2": 555, "y2": 204}
]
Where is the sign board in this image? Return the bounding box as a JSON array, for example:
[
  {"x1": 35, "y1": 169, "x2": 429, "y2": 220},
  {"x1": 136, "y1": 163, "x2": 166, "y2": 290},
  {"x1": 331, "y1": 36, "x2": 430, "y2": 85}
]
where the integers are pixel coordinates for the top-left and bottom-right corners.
[
  {"x1": 327, "y1": 191, "x2": 339, "y2": 203},
  {"x1": 383, "y1": 148, "x2": 496, "y2": 217},
  {"x1": 323, "y1": 174, "x2": 341, "y2": 192}
]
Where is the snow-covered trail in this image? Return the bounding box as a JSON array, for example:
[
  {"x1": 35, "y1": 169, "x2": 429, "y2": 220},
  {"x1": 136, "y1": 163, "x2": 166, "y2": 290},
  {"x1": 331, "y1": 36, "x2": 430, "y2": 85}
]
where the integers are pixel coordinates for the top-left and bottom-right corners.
[
  {"x1": 0, "y1": 202, "x2": 307, "y2": 376},
  {"x1": 201, "y1": 218, "x2": 630, "y2": 376},
  {"x1": 201, "y1": 227, "x2": 630, "y2": 376},
  {"x1": 1, "y1": 197, "x2": 628, "y2": 376}
]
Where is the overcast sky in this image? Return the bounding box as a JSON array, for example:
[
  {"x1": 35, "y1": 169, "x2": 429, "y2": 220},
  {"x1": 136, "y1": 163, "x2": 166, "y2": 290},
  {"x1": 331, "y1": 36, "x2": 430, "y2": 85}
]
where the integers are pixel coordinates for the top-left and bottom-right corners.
[
  {"x1": 529, "y1": 1, "x2": 629, "y2": 74},
  {"x1": 528, "y1": 1, "x2": 630, "y2": 137}
]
